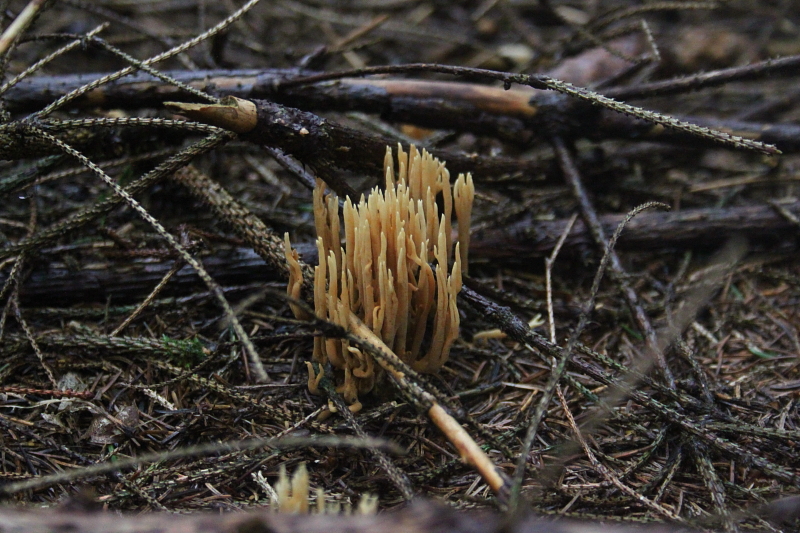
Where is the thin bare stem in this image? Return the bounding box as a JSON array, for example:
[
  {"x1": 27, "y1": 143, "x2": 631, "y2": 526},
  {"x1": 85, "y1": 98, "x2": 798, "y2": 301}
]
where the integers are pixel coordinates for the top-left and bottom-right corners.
[
  {"x1": 12, "y1": 290, "x2": 56, "y2": 387},
  {"x1": 546, "y1": 213, "x2": 577, "y2": 343},
  {"x1": 110, "y1": 259, "x2": 185, "y2": 337}
]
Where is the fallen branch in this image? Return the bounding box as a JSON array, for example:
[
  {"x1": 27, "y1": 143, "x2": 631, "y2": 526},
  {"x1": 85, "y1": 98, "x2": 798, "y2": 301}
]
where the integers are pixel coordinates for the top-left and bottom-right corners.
[
  {"x1": 7, "y1": 68, "x2": 795, "y2": 152},
  {"x1": 9, "y1": 200, "x2": 798, "y2": 305}
]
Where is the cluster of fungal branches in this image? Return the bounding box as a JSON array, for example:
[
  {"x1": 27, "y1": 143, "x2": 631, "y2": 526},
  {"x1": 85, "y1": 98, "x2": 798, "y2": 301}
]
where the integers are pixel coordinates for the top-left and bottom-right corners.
[{"x1": 286, "y1": 145, "x2": 473, "y2": 408}]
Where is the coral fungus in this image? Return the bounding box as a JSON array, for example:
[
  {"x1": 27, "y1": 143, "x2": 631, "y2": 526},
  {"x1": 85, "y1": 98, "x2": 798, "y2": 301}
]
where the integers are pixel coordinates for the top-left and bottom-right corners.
[{"x1": 285, "y1": 145, "x2": 474, "y2": 406}]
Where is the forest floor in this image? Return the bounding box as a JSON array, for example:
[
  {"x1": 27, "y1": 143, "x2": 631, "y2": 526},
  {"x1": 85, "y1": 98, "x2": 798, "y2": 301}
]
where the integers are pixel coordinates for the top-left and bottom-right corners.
[{"x1": 1, "y1": 1, "x2": 800, "y2": 532}]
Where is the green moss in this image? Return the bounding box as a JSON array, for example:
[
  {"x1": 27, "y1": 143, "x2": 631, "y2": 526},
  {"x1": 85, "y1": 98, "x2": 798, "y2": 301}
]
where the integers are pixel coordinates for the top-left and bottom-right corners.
[{"x1": 160, "y1": 335, "x2": 207, "y2": 368}]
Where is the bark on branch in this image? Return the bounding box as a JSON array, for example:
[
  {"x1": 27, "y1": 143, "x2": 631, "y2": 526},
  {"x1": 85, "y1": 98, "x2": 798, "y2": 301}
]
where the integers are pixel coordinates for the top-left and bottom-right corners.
[
  {"x1": 7, "y1": 69, "x2": 799, "y2": 152},
  {"x1": 10, "y1": 201, "x2": 798, "y2": 306}
]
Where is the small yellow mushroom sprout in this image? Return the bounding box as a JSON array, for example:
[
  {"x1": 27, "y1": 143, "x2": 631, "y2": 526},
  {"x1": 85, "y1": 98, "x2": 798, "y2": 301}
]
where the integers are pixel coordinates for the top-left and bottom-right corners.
[
  {"x1": 285, "y1": 145, "x2": 474, "y2": 406},
  {"x1": 266, "y1": 463, "x2": 377, "y2": 514}
]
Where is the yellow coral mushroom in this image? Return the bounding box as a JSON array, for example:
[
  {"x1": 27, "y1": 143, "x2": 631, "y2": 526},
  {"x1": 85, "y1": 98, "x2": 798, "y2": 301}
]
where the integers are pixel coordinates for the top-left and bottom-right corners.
[
  {"x1": 275, "y1": 463, "x2": 310, "y2": 514},
  {"x1": 285, "y1": 145, "x2": 474, "y2": 405},
  {"x1": 269, "y1": 463, "x2": 377, "y2": 515}
]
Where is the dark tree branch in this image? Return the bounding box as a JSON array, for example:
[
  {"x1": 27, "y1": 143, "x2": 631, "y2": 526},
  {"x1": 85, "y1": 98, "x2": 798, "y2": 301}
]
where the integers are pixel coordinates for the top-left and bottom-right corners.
[
  {"x1": 9, "y1": 201, "x2": 798, "y2": 306},
  {"x1": 605, "y1": 53, "x2": 800, "y2": 100},
  {"x1": 6, "y1": 69, "x2": 796, "y2": 152}
]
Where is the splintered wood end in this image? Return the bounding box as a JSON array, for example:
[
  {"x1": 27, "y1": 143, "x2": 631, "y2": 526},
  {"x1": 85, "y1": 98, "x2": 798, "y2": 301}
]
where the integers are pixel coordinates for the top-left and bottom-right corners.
[{"x1": 165, "y1": 96, "x2": 258, "y2": 134}]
